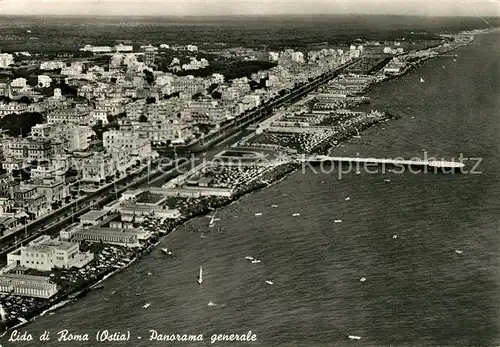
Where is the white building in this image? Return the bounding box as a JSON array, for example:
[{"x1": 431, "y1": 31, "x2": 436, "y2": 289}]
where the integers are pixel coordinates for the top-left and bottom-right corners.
[
  {"x1": 269, "y1": 52, "x2": 279, "y2": 62},
  {"x1": 0, "y1": 53, "x2": 14, "y2": 68},
  {"x1": 68, "y1": 126, "x2": 94, "y2": 151},
  {"x1": 37, "y1": 75, "x2": 52, "y2": 88},
  {"x1": 186, "y1": 45, "x2": 198, "y2": 52},
  {"x1": 40, "y1": 61, "x2": 65, "y2": 70},
  {"x1": 211, "y1": 73, "x2": 225, "y2": 84},
  {"x1": 7, "y1": 235, "x2": 93, "y2": 272},
  {"x1": 290, "y1": 51, "x2": 305, "y2": 63},
  {"x1": 10, "y1": 78, "x2": 27, "y2": 88},
  {"x1": 81, "y1": 152, "x2": 116, "y2": 182},
  {"x1": 0, "y1": 274, "x2": 58, "y2": 299},
  {"x1": 103, "y1": 130, "x2": 151, "y2": 160},
  {"x1": 115, "y1": 43, "x2": 133, "y2": 52},
  {"x1": 80, "y1": 45, "x2": 113, "y2": 53}
]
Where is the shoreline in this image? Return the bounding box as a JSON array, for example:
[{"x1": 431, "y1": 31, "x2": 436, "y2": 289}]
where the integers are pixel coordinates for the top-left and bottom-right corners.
[{"x1": 0, "y1": 35, "x2": 478, "y2": 336}]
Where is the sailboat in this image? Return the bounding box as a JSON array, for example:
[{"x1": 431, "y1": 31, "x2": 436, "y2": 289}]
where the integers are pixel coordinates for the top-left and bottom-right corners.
[
  {"x1": 353, "y1": 128, "x2": 361, "y2": 139},
  {"x1": 197, "y1": 266, "x2": 203, "y2": 284},
  {"x1": 207, "y1": 211, "x2": 220, "y2": 228},
  {"x1": 420, "y1": 77, "x2": 425, "y2": 83}
]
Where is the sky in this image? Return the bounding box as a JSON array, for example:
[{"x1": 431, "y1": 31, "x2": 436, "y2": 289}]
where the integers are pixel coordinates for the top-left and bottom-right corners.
[{"x1": 0, "y1": 0, "x2": 499, "y2": 17}]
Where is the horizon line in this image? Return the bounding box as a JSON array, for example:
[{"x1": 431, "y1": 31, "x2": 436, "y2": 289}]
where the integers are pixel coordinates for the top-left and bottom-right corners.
[{"x1": 1, "y1": 13, "x2": 499, "y2": 19}]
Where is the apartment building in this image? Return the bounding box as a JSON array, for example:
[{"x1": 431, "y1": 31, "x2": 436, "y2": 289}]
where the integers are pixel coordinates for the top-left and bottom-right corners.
[{"x1": 3, "y1": 137, "x2": 53, "y2": 162}]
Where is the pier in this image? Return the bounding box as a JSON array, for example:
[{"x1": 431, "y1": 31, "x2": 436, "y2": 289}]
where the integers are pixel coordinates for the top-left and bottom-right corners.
[{"x1": 299, "y1": 156, "x2": 465, "y2": 170}]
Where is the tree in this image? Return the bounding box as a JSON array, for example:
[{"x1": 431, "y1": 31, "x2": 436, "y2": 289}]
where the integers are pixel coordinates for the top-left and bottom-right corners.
[
  {"x1": 0, "y1": 112, "x2": 44, "y2": 137},
  {"x1": 138, "y1": 114, "x2": 148, "y2": 123},
  {"x1": 206, "y1": 83, "x2": 219, "y2": 94},
  {"x1": 143, "y1": 70, "x2": 154, "y2": 85},
  {"x1": 212, "y1": 91, "x2": 222, "y2": 99},
  {"x1": 192, "y1": 93, "x2": 203, "y2": 100},
  {"x1": 146, "y1": 96, "x2": 156, "y2": 104},
  {"x1": 18, "y1": 96, "x2": 32, "y2": 104}
]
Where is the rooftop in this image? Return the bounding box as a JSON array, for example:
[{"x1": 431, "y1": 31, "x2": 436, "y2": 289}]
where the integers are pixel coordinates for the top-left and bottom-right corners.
[{"x1": 80, "y1": 210, "x2": 109, "y2": 221}]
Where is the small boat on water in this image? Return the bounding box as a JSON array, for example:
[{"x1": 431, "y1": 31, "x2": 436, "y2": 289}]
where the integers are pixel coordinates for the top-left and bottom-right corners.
[
  {"x1": 147, "y1": 272, "x2": 152, "y2": 276},
  {"x1": 208, "y1": 301, "x2": 216, "y2": 307},
  {"x1": 454, "y1": 249, "x2": 463, "y2": 254},
  {"x1": 265, "y1": 280, "x2": 274, "y2": 285},
  {"x1": 251, "y1": 259, "x2": 261, "y2": 264},
  {"x1": 345, "y1": 197, "x2": 351, "y2": 201},
  {"x1": 161, "y1": 248, "x2": 173, "y2": 256},
  {"x1": 360, "y1": 277, "x2": 366, "y2": 282},
  {"x1": 348, "y1": 335, "x2": 361, "y2": 340},
  {"x1": 292, "y1": 213, "x2": 301, "y2": 217},
  {"x1": 334, "y1": 219, "x2": 342, "y2": 223},
  {"x1": 245, "y1": 256, "x2": 254, "y2": 261},
  {"x1": 142, "y1": 303, "x2": 150, "y2": 309},
  {"x1": 207, "y1": 211, "x2": 220, "y2": 228},
  {"x1": 353, "y1": 128, "x2": 361, "y2": 139},
  {"x1": 392, "y1": 235, "x2": 398, "y2": 239},
  {"x1": 420, "y1": 77, "x2": 425, "y2": 83},
  {"x1": 197, "y1": 266, "x2": 203, "y2": 285},
  {"x1": 255, "y1": 213, "x2": 263, "y2": 216},
  {"x1": 201, "y1": 234, "x2": 207, "y2": 239},
  {"x1": 271, "y1": 204, "x2": 278, "y2": 208},
  {"x1": 384, "y1": 179, "x2": 391, "y2": 182}
]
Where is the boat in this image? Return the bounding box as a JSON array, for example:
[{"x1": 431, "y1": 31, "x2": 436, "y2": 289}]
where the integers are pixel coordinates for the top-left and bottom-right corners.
[
  {"x1": 360, "y1": 277, "x2": 366, "y2": 282},
  {"x1": 384, "y1": 179, "x2": 391, "y2": 182},
  {"x1": 245, "y1": 256, "x2": 254, "y2": 261},
  {"x1": 265, "y1": 280, "x2": 274, "y2": 285},
  {"x1": 207, "y1": 211, "x2": 220, "y2": 228},
  {"x1": 147, "y1": 272, "x2": 152, "y2": 276},
  {"x1": 201, "y1": 234, "x2": 207, "y2": 239},
  {"x1": 345, "y1": 197, "x2": 350, "y2": 201},
  {"x1": 251, "y1": 259, "x2": 261, "y2": 264},
  {"x1": 255, "y1": 213, "x2": 263, "y2": 216},
  {"x1": 271, "y1": 204, "x2": 278, "y2": 208},
  {"x1": 454, "y1": 249, "x2": 463, "y2": 254},
  {"x1": 334, "y1": 219, "x2": 342, "y2": 223},
  {"x1": 197, "y1": 266, "x2": 203, "y2": 285},
  {"x1": 292, "y1": 213, "x2": 301, "y2": 217},
  {"x1": 420, "y1": 77, "x2": 425, "y2": 83},
  {"x1": 392, "y1": 235, "x2": 398, "y2": 239},
  {"x1": 348, "y1": 335, "x2": 361, "y2": 340},
  {"x1": 161, "y1": 248, "x2": 173, "y2": 256},
  {"x1": 142, "y1": 303, "x2": 150, "y2": 309},
  {"x1": 353, "y1": 128, "x2": 361, "y2": 139},
  {"x1": 208, "y1": 301, "x2": 216, "y2": 307},
  {"x1": 356, "y1": 171, "x2": 361, "y2": 175}
]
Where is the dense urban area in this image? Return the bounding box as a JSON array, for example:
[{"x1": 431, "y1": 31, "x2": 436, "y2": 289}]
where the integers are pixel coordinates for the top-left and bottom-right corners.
[{"x1": 0, "y1": 21, "x2": 482, "y2": 330}]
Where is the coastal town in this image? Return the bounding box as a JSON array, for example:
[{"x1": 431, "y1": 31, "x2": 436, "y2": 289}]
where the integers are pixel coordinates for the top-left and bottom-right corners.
[{"x1": 0, "y1": 27, "x2": 479, "y2": 331}]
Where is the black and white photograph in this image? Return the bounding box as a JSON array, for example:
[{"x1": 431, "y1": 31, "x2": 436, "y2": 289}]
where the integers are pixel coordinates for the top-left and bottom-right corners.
[{"x1": 0, "y1": 0, "x2": 498, "y2": 346}]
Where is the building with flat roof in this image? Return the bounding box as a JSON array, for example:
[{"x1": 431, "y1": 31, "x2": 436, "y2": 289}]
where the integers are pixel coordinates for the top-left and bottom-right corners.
[
  {"x1": 79, "y1": 209, "x2": 110, "y2": 226},
  {"x1": 0, "y1": 273, "x2": 58, "y2": 299},
  {"x1": 7, "y1": 235, "x2": 93, "y2": 271},
  {"x1": 71, "y1": 227, "x2": 141, "y2": 248},
  {"x1": 117, "y1": 202, "x2": 181, "y2": 222}
]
